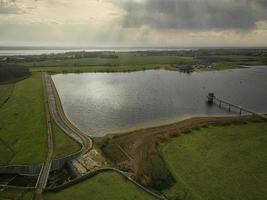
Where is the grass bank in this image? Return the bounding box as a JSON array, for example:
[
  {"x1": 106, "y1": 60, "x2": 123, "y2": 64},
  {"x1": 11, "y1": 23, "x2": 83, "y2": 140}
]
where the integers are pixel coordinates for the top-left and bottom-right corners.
[
  {"x1": 0, "y1": 73, "x2": 83, "y2": 165},
  {"x1": 44, "y1": 172, "x2": 157, "y2": 200},
  {"x1": 160, "y1": 122, "x2": 267, "y2": 200},
  {"x1": 0, "y1": 84, "x2": 14, "y2": 108},
  {"x1": 0, "y1": 73, "x2": 46, "y2": 165},
  {"x1": 0, "y1": 188, "x2": 33, "y2": 200},
  {"x1": 52, "y1": 119, "x2": 81, "y2": 159}
]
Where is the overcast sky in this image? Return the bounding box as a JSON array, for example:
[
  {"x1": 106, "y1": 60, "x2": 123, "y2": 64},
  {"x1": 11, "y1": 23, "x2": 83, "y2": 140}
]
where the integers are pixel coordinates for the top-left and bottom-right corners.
[{"x1": 0, "y1": 0, "x2": 267, "y2": 46}]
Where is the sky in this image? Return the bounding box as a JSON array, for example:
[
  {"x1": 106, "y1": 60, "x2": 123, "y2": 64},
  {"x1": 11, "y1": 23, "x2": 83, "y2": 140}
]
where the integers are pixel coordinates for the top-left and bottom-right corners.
[{"x1": 0, "y1": 0, "x2": 267, "y2": 47}]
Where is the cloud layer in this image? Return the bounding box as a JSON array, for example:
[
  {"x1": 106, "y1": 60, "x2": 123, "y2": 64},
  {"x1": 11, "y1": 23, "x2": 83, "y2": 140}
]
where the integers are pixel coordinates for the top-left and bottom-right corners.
[
  {"x1": 0, "y1": 0, "x2": 267, "y2": 46},
  {"x1": 119, "y1": 0, "x2": 267, "y2": 30},
  {"x1": 0, "y1": 1, "x2": 20, "y2": 14}
]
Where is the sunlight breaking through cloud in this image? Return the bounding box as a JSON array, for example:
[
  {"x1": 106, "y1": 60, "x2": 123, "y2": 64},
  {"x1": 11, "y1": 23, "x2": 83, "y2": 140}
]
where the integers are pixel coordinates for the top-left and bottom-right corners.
[{"x1": 0, "y1": 0, "x2": 267, "y2": 46}]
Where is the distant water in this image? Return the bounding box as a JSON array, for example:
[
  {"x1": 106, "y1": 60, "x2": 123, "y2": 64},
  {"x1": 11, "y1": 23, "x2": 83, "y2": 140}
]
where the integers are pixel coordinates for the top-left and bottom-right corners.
[
  {"x1": 0, "y1": 49, "x2": 77, "y2": 56},
  {"x1": 52, "y1": 66, "x2": 267, "y2": 137},
  {"x1": 0, "y1": 47, "x2": 194, "y2": 56}
]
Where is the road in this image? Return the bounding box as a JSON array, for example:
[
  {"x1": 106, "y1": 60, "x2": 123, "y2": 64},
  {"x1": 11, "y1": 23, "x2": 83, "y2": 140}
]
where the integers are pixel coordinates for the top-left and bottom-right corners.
[
  {"x1": 44, "y1": 73, "x2": 92, "y2": 154},
  {"x1": 34, "y1": 73, "x2": 92, "y2": 200},
  {"x1": 35, "y1": 74, "x2": 54, "y2": 200}
]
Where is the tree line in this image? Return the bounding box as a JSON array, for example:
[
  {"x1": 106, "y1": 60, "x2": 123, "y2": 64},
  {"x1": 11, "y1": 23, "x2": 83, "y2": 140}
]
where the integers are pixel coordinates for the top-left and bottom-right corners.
[{"x1": 0, "y1": 63, "x2": 30, "y2": 83}]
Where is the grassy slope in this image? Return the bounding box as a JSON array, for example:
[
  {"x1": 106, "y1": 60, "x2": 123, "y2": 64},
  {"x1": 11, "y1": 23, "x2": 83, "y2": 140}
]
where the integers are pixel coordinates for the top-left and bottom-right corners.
[
  {"x1": 160, "y1": 122, "x2": 267, "y2": 200},
  {"x1": 0, "y1": 72, "x2": 83, "y2": 165},
  {"x1": 0, "y1": 188, "x2": 33, "y2": 200},
  {"x1": 52, "y1": 120, "x2": 81, "y2": 159},
  {"x1": 0, "y1": 84, "x2": 13, "y2": 106},
  {"x1": 0, "y1": 73, "x2": 46, "y2": 165},
  {"x1": 45, "y1": 172, "x2": 157, "y2": 200}
]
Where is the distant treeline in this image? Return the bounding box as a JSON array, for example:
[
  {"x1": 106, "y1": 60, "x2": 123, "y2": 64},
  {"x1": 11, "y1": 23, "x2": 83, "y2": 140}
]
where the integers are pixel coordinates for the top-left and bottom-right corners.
[
  {"x1": 138, "y1": 48, "x2": 267, "y2": 57},
  {"x1": 0, "y1": 63, "x2": 30, "y2": 83},
  {"x1": 3, "y1": 51, "x2": 118, "y2": 63}
]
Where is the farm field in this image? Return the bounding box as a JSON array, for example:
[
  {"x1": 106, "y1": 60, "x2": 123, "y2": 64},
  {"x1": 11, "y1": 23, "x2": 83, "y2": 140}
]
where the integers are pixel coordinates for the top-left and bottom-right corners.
[
  {"x1": 16, "y1": 52, "x2": 266, "y2": 73},
  {"x1": 22, "y1": 53, "x2": 194, "y2": 68},
  {"x1": 160, "y1": 122, "x2": 267, "y2": 200},
  {"x1": 45, "y1": 172, "x2": 157, "y2": 200},
  {"x1": 0, "y1": 73, "x2": 82, "y2": 165},
  {"x1": 0, "y1": 84, "x2": 13, "y2": 107},
  {"x1": 0, "y1": 188, "x2": 33, "y2": 200},
  {"x1": 0, "y1": 73, "x2": 46, "y2": 165}
]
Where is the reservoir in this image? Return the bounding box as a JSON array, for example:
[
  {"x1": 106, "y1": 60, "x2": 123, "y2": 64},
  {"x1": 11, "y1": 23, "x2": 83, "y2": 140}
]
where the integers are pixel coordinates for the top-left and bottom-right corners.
[{"x1": 52, "y1": 66, "x2": 267, "y2": 137}]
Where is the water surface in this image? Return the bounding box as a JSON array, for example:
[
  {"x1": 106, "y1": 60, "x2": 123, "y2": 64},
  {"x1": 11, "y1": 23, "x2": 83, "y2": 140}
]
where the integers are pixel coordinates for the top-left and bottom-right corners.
[{"x1": 52, "y1": 66, "x2": 267, "y2": 137}]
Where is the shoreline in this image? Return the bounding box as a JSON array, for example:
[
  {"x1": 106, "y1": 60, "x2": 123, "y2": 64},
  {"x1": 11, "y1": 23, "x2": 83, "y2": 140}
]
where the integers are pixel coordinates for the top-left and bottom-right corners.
[
  {"x1": 97, "y1": 113, "x2": 245, "y2": 139},
  {"x1": 41, "y1": 64, "x2": 267, "y2": 77},
  {"x1": 98, "y1": 114, "x2": 266, "y2": 141}
]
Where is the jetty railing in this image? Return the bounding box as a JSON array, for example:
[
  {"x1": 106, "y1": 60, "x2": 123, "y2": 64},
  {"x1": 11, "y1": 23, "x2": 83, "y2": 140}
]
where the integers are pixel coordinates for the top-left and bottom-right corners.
[{"x1": 207, "y1": 93, "x2": 267, "y2": 120}]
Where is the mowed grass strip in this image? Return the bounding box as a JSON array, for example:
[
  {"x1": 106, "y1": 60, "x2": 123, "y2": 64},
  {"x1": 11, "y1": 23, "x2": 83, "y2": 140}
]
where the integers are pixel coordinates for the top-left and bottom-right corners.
[
  {"x1": 160, "y1": 122, "x2": 267, "y2": 200},
  {"x1": 45, "y1": 172, "x2": 157, "y2": 200},
  {"x1": 0, "y1": 73, "x2": 46, "y2": 165},
  {"x1": 52, "y1": 119, "x2": 81, "y2": 159}
]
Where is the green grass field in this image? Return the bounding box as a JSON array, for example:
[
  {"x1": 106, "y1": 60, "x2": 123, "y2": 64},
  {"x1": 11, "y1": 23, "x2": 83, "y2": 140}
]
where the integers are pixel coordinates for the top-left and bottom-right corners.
[
  {"x1": 52, "y1": 120, "x2": 81, "y2": 159},
  {"x1": 0, "y1": 73, "x2": 46, "y2": 165},
  {"x1": 0, "y1": 188, "x2": 33, "y2": 200},
  {"x1": 0, "y1": 73, "x2": 80, "y2": 165},
  {"x1": 30, "y1": 65, "x2": 171, "y2": 73},
  {"x1": 22, "y1": 53, "x2": 193, "y2": 68},
  {"x1": 160, "y1": 122, "x2": 267, "y2": 200},
  {"x1": 25, "y1": 53, "x2": 193, "y2": 73},
  {"x1": 27, "y1": 53, "x2": 266, "y2": 73},
  {"x1": 0, "y1": 84, "x2": 14, "y2": 107},
  {"x1": 45, "y1": 172, "x2": 157, "y2": 200}
]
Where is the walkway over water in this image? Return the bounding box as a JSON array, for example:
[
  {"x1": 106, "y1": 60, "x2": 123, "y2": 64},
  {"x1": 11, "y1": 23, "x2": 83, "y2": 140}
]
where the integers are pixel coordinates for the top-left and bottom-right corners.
[{"x1": 207, "y1": 93, "x2": 267, "y2": 120}]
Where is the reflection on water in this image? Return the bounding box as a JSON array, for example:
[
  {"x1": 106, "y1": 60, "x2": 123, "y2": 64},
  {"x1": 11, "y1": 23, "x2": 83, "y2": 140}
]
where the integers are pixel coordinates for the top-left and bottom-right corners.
[{"x1": 52, "y1": 66, "x2": 267, "y2": 137}]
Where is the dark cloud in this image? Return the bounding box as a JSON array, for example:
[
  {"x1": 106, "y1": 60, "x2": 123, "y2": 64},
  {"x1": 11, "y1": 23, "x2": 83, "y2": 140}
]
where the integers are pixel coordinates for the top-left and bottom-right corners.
[
  {"x1": 118, "y1": 0, "x2": 267, "y2": 30},
  {"x1": 0, "y1": 0, "x2": 20, "y2": 14}
]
